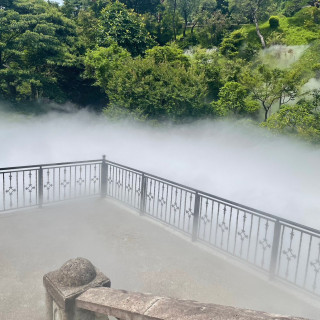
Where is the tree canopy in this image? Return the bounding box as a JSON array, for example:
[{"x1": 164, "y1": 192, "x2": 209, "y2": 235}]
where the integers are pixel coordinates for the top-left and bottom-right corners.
[{"x1": 2, "y1": 0, "x2": 320, "y2": 142}]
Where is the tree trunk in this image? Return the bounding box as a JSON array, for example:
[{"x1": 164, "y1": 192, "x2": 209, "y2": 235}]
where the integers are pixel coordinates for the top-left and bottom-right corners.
[
  {"x1": 264, "y1": 108, "x2": 268, "y2": 122},
  {"x1": 183, "y1": 12, "x2": 187, "y2": 37},
  {"x1": 279, "y1": 93, "x2": 282, "y2": 109},
  {"x1": 173, "y1": 0, "x2": 177, "y2": 40},
  {"x1": 253, "y1": 11, "x2": 266, "y2": 49},
  {"x1": 191, "y1": 21, "x2": 197, "y2": 34}
]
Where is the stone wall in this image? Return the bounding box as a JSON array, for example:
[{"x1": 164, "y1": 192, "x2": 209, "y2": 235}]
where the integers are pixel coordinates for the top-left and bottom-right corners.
[{"x1": 44, "y1": 258, "x2": 308, "y2": 320}]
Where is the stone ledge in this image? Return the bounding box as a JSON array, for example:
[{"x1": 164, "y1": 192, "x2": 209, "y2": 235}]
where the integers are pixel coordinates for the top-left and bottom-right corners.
[{"x1": 76, "y1": 287, "x2": 308, "y2": 320}]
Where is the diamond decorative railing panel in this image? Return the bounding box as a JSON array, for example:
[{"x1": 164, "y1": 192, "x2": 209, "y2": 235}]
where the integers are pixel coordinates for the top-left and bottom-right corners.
[{"x1": 1, "y1": 156, "x2": 320, "y2": 297}]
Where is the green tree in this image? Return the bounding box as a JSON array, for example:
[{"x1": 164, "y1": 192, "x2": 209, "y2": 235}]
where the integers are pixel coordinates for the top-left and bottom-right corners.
[
  {"x1": 120, "y1": 0, "x2": 161, "y2": 14},
  {"x1": 240, "y1": 65, "x2": 300, "y2": 121},
  {"x1": 263, "y1": 102, "x2": 320, "y2": 142},
  {"x1": 177, "y1": 0, "x2": 197, "y2": 37},
  {"x1": 84, "y1": 43, "x2": 130, "y2": 90},
  {"x1": 97, "y1": 1, "x2": 155, "y2": 56},
  {"x1": 76, "y1": 9, "x2": 100, "y2": 50},
  {"x1": 282, "y1": 0, "x2": 309, "y2": 17},
  {"x1": 212, "y1": 81, "x2": 260, "y2": 116},
  {"x1": 0, "y1": 0, "x2": 77, "y2": 102},
  {"x1": 145, "y1": 43, "x2": 190, "y2": 66},
  {"x1": 229, "y1": 0, "x2": 274, "y2": 48},
  {"x1": 104, "y1": 55, "x2": 209, "y2": 121},
  {"x1": 190, "y1": 0, "x2": 217, "y2": 34},
  {"x1": 62, "y1": 0, "x2": 91, "y2": 17}
]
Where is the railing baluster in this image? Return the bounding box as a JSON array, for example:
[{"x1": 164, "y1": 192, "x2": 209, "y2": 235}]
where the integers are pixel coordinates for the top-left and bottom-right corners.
[
  {"x1": 140, "y1": 173, "x2": 147, "y2": 215},
  {"x1": 269, "y1": 219, "x2": 281, "y2": 278},
  {"x1": 38, "y1": 166, "x2": 43, "y2": 208},
  {"x1": 101, "y1": 155, "x2": 108, "y2": 197},
  {"x1": 192, "y1": 192, "x2": 200, "y2": 242}
]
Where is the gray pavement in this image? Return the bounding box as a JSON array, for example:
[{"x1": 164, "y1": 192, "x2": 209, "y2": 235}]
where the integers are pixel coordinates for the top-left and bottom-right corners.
[{"x1": 0, "y1": 199, "x2": 319, "y2": 320}]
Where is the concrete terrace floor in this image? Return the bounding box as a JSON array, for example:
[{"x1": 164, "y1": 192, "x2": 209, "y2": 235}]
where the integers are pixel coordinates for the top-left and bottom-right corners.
[{"x1": 0, "y1": 199, "x2": 319, "y2": 320}]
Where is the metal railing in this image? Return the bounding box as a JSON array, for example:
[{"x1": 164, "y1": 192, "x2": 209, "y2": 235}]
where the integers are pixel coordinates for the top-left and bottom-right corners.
[{"x1": 1, "y1": 156, "x2": 320, "y2": 297}]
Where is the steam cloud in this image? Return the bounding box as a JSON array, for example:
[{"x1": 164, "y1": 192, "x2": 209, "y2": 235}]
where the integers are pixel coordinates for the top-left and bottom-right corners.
[
  {"x1": 1, "y1": 106, "x2": 319, "y2": 229},
  {"x1": 259, "y1": 45, "x2": 309, "y2": 69}
]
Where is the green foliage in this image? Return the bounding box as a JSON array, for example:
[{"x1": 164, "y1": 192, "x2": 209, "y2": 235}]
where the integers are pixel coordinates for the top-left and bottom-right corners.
[
  {"x1": 228, "y1": 0, "x2": 274, "y2": 24},
  {"x1": 145, "y1": 44, "x2": 190, "y2": 67},
  {"x1": 120, "y1": 0, "x2": 161, "y2": 14},
  {"x1": 240, "y1": 65, "x2": 301, "y2": 121},
  {"x1": 62, "y1": 0, "x2": 91, "y2": 17},
  {"x1": 269, "y1": 16, "x2": 280, "y2": 28},
  {"x1": 241, "y1": 8, "x2": 320, "y2": 47},
  {"x1": 220, "y1": 30, "x2": 245, "y2": 56},
  {"x1": 97, "y1": 1, "x2": 156, "y2": 56},
  {"x1": 144, "y1": 10, "x2": 176, "y2": 45},
  {"x1": 105, "y1": 55, "x2": 210, "y2": 121},
  {"x1": 313, "y1": 7, "x2": 320, "y2": 24},
  {"x1": 211, "y1": 81, "x2": 260, "y2": 116},
  {"x1": 290, "y1": 40, "x2": 320, "y2": 80},
  {"x1": 2, "y1": 0, "x2": 320, "y2": 136},
  {"x1": 263, "y1": 101, "x2": 320, "y2": 142},
  {"x1": 76, "y1": 10, "x2": 100, "y2": 51},
  {"x1": 0, "y1": 0, "x2": 77, "y2": 102},
  {"x1": 84, "y1": 44, "x2": 130, "y2": 90},
  {"x1": 282, "y1": 0, "x2": 309, "y2": 17}
]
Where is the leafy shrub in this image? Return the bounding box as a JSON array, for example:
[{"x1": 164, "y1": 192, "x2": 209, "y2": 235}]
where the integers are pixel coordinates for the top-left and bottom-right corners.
[
  {"x1": 283, "y1": 0, "x2": 309, "y2": 17},
  {"x1": 263, "y1": 103, "x2": 320, "y2": 143},
  {"x1": 269, "y1": 16, "x2": 280, "y2": 28},
  {"x1": 220, "y1": 30, "x2": 245, "y2": 57},
  {"x1": 312, "y1": 63, "x2": 320, "y2": 79},
  {"x1": 177, "y1": 33, "x2": 199, "y2": 49},
  {"x1": 211, "y1": 81, "x2": 260, "y2": 117},
  {"x1": 313, "y1": 7, "x2": 320, "y2": 24},
  {"x1": 145, "y1": 44, "x2": 190, "y2": 67}
]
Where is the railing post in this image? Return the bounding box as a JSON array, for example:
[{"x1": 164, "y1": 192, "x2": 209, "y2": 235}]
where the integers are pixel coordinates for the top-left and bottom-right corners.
[
  {"x1": 269, "y1": 219, "x2": 281, "y2": 279},
  {"x1": 192, "y1": 192, "x2": 200, "y2": 242},
  {"x1": 101, "y1": 155, "x2": 108, "y2": 198},
  {"x1": 38, "y1": 166, "x2": 43, "y2": 208},
  {"x1": 140, "y1": 173, "x2": 147, "y2": 215}
]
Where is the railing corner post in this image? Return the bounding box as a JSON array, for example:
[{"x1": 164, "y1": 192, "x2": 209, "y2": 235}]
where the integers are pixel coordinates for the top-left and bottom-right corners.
[
  {"x1": 101, "y1": 155, "x2": 108, "y2": 198},
  {"x1": 38, "y1": 166, "x2": 43, "y2": 208},
  {"x1": 269, "y1": 219, "x2": 281, "y2": 279},
  {"x1": 192, "y1": 192, "x2": 200, "y2": 242},
  {"x1": 139, "y1": 173, "x2": 147, "y2": 215},
  {"x1": 43, "y1": 258, "x2": 110, "y2": 320}
]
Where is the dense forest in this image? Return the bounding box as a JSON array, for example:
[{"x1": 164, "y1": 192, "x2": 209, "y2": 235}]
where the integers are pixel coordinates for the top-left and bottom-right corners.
[{"x1": 1, "y1": 0, "x2": 320, "y2": 141}]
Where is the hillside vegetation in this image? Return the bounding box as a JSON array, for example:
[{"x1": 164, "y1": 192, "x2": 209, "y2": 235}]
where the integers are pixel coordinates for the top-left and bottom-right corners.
[{"x1": 1, "y1": 0, "x2": 320, "y2": 142}]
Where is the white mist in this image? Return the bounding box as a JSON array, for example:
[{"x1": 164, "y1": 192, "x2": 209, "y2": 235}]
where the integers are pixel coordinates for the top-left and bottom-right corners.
[{"x1": 0, "y1": 108, "x2": 319, "y2": 228}]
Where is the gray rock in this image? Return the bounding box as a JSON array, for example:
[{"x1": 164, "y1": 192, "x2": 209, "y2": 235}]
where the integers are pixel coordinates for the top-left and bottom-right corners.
[{"x1": 58, "y1": 258, "x2": 97, "y2": 287}]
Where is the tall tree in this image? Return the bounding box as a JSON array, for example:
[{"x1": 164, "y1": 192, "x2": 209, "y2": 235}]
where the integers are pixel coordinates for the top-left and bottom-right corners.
[
  {"x1": 229, "y1": 0, "x2": 273, "y2": 48},
  {"x1": 240, "y1": 65, "x2": 300, "y2": 121},
  {"x1": 120, "y1": 0, "x2": 161, "y2": 14},
  {"x1": 0, "y1": 0, "x2": 77, "y2": 102},
  {"x1": 177, "y1": 0, "x2": 197, "y2": 37},
  {"x1": 97, "y1": 1, "x2": 155, "y2": 56}
]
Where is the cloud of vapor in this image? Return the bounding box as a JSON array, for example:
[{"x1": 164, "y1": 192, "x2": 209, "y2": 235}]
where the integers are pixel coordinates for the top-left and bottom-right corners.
[
  {"x1": 259, "y1": 45, "x2": 309, "y2": 69},
  {"x1": 1, "y1": 106, "x2": 320, "y2": 229}
]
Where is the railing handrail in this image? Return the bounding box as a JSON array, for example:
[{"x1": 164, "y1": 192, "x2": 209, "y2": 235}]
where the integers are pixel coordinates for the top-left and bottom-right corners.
[
  {"x1": 0, "y1": 159, "x2": 102, "y2": 171},
  {"x1": 1, "y1": 157, "x2": 320, "y2": 236},
  {"x1": 105, "y1": 159, "x2": 320, "y2": 236}
]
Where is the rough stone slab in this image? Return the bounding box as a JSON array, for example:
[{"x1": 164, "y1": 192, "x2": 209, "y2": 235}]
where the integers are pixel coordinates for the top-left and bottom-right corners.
[
  {"x1": 76, "y1": 288, "x2": 308, "y2": 320},
  {"x1": 44, "y1": 268, "x2": 110, "y2": 311},
  {"x1": 76, "y1": 288, "x2": 161, "y2": 320}
]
